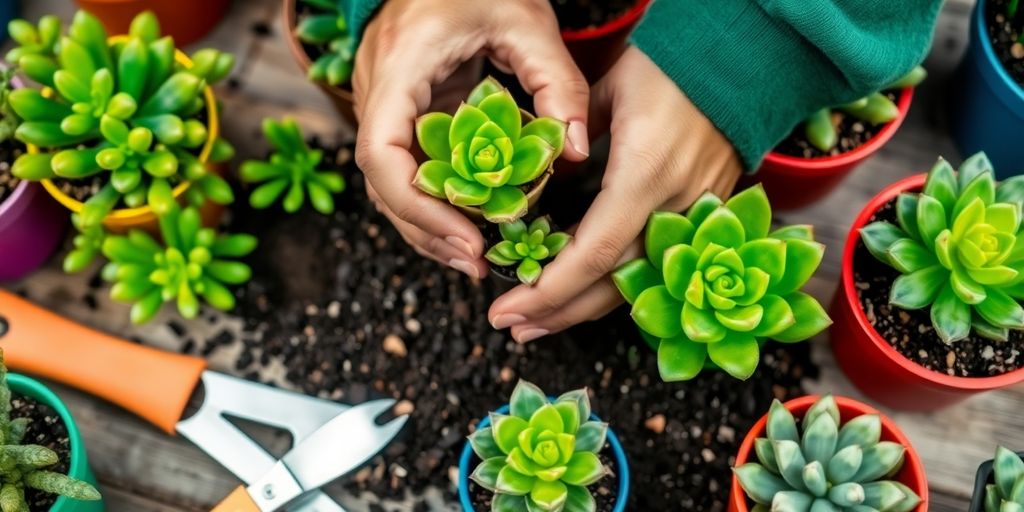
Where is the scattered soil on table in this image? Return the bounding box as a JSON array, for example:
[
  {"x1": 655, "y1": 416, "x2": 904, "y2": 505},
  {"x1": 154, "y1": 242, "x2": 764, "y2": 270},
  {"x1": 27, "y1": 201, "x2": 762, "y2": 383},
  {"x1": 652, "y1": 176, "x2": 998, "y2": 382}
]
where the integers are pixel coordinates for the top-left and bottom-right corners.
[
  {"x1": 986, "y1": 0, "x2": 1024, "y2": 88},
  {"x1": 853, "y1": 197, "x2": 1024, "y2": 377},
  {"x1": 12, "y1": 393, "x2": 72, "y2": 511},
  {"x1": 773, "y1": 91, "x2": 900, "y2": 159},
  {"x1": 551, "y1": 0, "x2": 638, "y2": 31},
  {"x1": 467, "y1": 450, "x2": 618, "y2": 511},
  {"x1": 0, "y1": 141, "x2": 25, "y2": 206}
]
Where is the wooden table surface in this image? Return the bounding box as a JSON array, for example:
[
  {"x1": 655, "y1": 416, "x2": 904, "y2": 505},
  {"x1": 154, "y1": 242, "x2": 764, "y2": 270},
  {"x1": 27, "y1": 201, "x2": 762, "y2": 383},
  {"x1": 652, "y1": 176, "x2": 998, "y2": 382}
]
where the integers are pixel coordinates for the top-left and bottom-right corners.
[{"x1": 2, "y1": 0, "x2": 1015, "y2": 510}]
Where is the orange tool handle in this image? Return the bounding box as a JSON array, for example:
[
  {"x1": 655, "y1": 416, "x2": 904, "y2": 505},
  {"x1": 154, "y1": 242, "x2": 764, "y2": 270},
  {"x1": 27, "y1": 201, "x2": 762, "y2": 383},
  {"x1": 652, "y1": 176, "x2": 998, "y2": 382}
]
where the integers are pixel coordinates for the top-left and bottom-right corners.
[
  {"x1": 211, "y1": 486, "x2": 260, "y2": 512},
  {"x1": 0, "y1": 290, "x2": 206, "y2": 434}
]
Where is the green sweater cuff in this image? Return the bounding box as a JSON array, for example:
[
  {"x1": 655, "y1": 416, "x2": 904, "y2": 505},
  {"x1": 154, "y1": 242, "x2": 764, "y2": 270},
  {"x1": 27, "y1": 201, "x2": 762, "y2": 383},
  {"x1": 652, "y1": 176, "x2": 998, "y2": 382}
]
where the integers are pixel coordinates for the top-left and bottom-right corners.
[{"x1": 342, "y1": 0, "x2": 385, "y2": 53}]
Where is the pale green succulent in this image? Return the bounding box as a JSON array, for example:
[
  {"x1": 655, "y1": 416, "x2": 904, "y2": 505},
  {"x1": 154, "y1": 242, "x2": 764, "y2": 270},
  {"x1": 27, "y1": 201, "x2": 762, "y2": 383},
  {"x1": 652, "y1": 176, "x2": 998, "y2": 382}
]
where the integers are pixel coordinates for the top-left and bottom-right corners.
[{"x1": 986, "y1": 446, "x2": 1024, "y2": 512}]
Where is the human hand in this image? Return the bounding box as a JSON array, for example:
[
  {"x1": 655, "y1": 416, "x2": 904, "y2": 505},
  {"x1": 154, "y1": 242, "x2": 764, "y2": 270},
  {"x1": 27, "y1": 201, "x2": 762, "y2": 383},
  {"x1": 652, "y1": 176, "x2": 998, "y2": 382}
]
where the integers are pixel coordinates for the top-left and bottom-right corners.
[
  {"x1": 488, "y1": 46, "x2": 744, "y2": 342},
  {"x1": 353, "y1": 0, "x2": 590, "y2": 279}
]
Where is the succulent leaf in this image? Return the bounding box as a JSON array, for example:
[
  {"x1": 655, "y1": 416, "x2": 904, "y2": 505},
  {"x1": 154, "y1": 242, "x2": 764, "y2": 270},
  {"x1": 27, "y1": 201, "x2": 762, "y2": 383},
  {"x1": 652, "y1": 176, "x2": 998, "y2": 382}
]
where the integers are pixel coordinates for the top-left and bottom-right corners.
[{"x1": 486, "y1": 217, "x2": 572, "y2": 286}]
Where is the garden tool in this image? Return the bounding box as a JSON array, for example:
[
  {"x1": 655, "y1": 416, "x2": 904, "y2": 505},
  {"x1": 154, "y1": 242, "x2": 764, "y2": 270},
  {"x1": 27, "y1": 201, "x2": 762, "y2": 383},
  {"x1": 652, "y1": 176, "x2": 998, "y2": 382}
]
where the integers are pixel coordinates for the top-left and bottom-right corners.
[{"x1": 0, "y1": 290, "x2": 407, "y2": 512}]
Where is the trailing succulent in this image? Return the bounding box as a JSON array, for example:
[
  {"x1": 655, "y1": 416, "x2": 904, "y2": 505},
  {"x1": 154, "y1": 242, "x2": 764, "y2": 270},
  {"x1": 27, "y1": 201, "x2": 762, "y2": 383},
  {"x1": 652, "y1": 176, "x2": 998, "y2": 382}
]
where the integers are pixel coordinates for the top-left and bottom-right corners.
[
  {"x1": 101, "y1": 204, "x2": 257, "y2": 324},
  {"x1": 803, "y1": 66, "x2": 926, "y2": 152},
  {"x1": 485, "y1": 217, "x2": 571, "y2": 285},
  {"x1": 0, "y1": 349, "x2": 101, "y2": 508},
  {"x1": 735, "y1": 395, "x2": 921, "y2": 512},
  {"x1": 413, "y1": 77, "x2": 566, "y2": 223},
  {"x1": 241, "y1": 117, "x2": 345, "y2": 214},
  {"x1": 612, "y1": 185, "x2": 831, "y2": 382},
  {"x1": 985, "y1": 446, "x2": 1024, "y2": 511},
  {"x1": 295, "y1": 0, "x2": 354, "y2": 86},
  {"x1": 469, "y1": 380, "x2": 610, "y2": 512},
  {"x1": 861, "y1": 152, "x2": 1024, "y2": 343}
]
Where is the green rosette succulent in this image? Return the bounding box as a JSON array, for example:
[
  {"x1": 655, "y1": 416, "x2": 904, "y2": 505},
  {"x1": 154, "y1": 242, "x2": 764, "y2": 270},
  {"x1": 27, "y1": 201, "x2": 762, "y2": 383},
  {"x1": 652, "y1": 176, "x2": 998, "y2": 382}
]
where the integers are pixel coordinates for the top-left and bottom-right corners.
[
  {"x1": 413, "y1": 77, "x2": 566, "y2": 223},
  {"x1": 985, "y1": 446, "x2": 1024, "y2": 511},
  {"x1": 241, "y1": 117, "x2": 345, "y2": 214},
  {"x1": 469, "y1": 380, "x2": 610, "y2": 512},
  {"x1": 860, "y1": 152, "x2": 1024, "y2": 343},
  {"x1": 612, "y1": 185, "x2": 832, "y2": 382},
  {"x1": 735, "y1": 395, "x2": 921, "y2": 512},
  {"x1": 485, "y1": 217, "x2": 571, "y2": 285},
  {"x1": 295, "y1": 0, "x2": 354, "y2": 86},
  {"x1": 101, "y1": 204, "x2": 257, "y2": 324}
]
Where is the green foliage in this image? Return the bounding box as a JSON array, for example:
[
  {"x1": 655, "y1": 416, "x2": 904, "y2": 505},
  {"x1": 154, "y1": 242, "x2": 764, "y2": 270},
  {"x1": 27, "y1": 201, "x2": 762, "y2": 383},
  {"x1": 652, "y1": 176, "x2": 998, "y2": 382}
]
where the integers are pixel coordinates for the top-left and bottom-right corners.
[
  {"x1": 735, "y1": 395, "x2": 920, "y2": 512},
  {"x1": 469, "y1": 380, "x2": 610, "y2": 512},
  {"x1": 0, "y1": 349, "x2": 101, "y2": 507},
  {"x1": 101, "y1": 204, "x2": 257, "y2": 324},
  {"x1": 611, "y1": 185, "x2": 831, "y2": 382},
  {"x1": 0, "y1": 69, "x2": 20, "y2": 144},
  {"x1": 485, "y1": 217, "x2": 571, "y2": 285},
  {"x1": 986, "y1": 446, "x2": 1024, "y2": 512},
  {"x1": 63, "y1": 213, "x2": 106, "y2": 273},
  {"x1": 240, "y1": 118, "x2": 345, "y2": 214},
  {"x1": 861, "y1": 152, "x2": 1024, "y2": 343},
  {"x1": 803, "y1": 66, "x2": 926, "y2": 152},
  {"x1": 295, "y1": 0, "x2": 354, "y2": 86},
  {"x1": 413, "y1": 77, "x2": 566, "y2": 223}
]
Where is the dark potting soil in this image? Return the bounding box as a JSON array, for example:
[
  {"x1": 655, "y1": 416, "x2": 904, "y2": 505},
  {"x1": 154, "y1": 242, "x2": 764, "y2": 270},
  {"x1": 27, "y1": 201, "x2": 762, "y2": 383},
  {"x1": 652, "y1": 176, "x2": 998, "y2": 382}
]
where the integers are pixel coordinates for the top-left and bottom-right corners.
[
  {"x1": 467, "y1": 450, "x2": 618, "y2": 511},
  {"x1": 986, "y1": 0, "x2": 1024, "y2": 88},
  {"x1": 774, "y1": 91, "x2": 899, "y2": 159},
  {"x1": 217, "y1": 141, "x2": 816, "y2": 509},
  {"x1": 12, "y1": 393, "x2": 72, "y2": 511},
  {"x1": 0, "y1": 141, "x2": 24, "y2": 206},
  {"x1": 853, "y1": 197, "x2": 1024, "y2": 377},
  {"x1": 551, "y1": 0, "x2": 637, "y2": 31}
]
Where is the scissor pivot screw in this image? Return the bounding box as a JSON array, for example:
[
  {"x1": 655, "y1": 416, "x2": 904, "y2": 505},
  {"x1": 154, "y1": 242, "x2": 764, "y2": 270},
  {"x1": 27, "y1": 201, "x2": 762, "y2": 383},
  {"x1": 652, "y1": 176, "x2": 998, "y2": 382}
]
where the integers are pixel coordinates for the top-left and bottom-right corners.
[{"x1": 262, "y1": 484, "x2": 275, "y2": 499}]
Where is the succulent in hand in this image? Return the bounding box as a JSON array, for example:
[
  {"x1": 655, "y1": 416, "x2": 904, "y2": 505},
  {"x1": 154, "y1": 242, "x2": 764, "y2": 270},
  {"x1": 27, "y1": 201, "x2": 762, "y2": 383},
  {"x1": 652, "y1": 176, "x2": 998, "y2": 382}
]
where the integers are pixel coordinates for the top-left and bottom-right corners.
[
  {"x1": 485, "y1": 217, "x2": 571, "y2": 285},
  {"x1": 985, "y1": 446, "x2": 1024, "y2": 512},
  {"x1": 413, "y1": 77, "x2": 566, "y2": 223},
  {"x1": 101, "y1": 204, "x2": 257, "y2": 324},
  {"x1": 860, "y1": 152, "x2": 1024, "y2": 343},
  {"x1": 295, "y1": 0, "x2": 354, "y2": 86},
  {"x1": 735, "y1": 395, "x2": 920, "y2": 511},
  {"x1": 240, "y1": 117, "x2": 345, "y2": 214},
  {"x1": 469, "y1": 380, "x2": 610, "y2": 512}
]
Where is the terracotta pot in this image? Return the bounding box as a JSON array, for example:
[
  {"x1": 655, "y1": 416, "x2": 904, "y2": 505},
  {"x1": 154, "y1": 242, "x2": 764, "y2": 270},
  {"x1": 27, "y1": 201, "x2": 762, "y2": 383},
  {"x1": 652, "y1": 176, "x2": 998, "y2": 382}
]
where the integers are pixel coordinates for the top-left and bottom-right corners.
[
  {"x1": 830, "y1": 174, "x2": 1024, "y2": 410},
  {"x1": 728, "y1": 395, "x2": 928, "y2": 512},
  {"x1": 74, "y1": 0, "x2": 229, "y2": 46},
  {"x1": 561, "y1": 0, "x2": 652, "y2": 83},
  {"x1": 282, "y1": 0, "x2": 357, "y2": 126},
  {"x1": 745, "y1": 88, "x2": 914, "y2": 211}
]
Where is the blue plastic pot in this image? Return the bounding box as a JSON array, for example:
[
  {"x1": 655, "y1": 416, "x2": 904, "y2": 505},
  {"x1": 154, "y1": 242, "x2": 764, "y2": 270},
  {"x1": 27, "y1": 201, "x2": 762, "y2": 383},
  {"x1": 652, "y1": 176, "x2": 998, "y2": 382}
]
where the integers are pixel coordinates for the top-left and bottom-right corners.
[
  {"x1": 0, "y1": 0, "x2": 17, "y2": 42},
  {"x1": 950, "y1": 0, "x2": 1024, "y2": 178},
  {"x1": 457, "y1": 403, "x2": 630, "y2": 512}
]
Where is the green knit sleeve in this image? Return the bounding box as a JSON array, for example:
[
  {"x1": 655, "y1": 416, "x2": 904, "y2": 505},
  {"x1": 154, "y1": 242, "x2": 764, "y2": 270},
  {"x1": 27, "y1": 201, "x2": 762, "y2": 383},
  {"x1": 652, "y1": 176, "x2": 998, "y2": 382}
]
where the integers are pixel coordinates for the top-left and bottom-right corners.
[
  {"x1": 340, "y1": 0, "x2": 385, "y2": 52},
  {"x1": 630, "y1": 0, "x2": 943, "y2": 171}
]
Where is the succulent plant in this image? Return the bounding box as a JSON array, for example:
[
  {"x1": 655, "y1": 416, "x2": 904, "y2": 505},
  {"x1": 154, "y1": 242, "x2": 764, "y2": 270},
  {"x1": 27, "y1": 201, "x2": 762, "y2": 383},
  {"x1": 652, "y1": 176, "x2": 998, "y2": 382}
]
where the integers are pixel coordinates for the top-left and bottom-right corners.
[
  {"x1": 295, "y1": 0, "x2": 354, "y2": 86},
  {"x1": 63, "y1": 213, "x2": 106, "y2": 273},
  {"x1": 803, "y1": 65, "x2": 926, "y2": 152},
  {"x1": 240, "y1": 117, "x2": 345, "y2": 214},
  {"x1": 485, "y1": 217, "x2": 571, "y2": 285},
  {"x1": 413, "y1": 77, "x2": 566, "y2": 223},
  {"x1": 860, "y1": 152, "x2": 1024, "y2": 343},
  {"x1": 985, "y1": 446, "x2": 1024, "y2": 511},
  {"x1": 5, "y1": 15, "x2": 61, "y2": 87},
  {"x1": 468, "y1": 380, "x2": 610, "y2": 512},
  {"x1": 101, "y1": 204, "x2": 257, "y2": 324},
  {"x1": 612, "y1": 185, "x2": 831, "y2": 382},
  {"x1": 0, "y1": 349, "x2": 101, "y2": 507},
  {"x1": 735, "y1": 395, "x2": 921, "y2": 512},
  {"x1": 1009, "y1": 0, "x2": 1024, "y2": 44}
]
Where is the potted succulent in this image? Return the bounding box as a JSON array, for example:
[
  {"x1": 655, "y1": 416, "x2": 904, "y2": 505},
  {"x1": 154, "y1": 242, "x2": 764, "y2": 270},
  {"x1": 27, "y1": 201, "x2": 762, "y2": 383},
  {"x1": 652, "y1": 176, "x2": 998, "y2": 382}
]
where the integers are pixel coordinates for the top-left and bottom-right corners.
[
  {"x1": 970, "y1": 446, "x2": 1024, "y2": 511},
  {"x1": 951, "y1": 0, "x2": 1024, "y2": 177},
  {"x1": 283, "y1": 0, "x2": 357, "y2": 125},
  {"x1": 485, "y1": 216, "x2": 571, "y2": 288},
  {"x1": 730, "y1": 394, "x2": 927, "y2": 512},
  {"x1": 73, "y1": 0, "x2": 229, "y2": 46},
  {"x1": 831, "y1": 152, "x2": 1024, "y2": 410},
  {"x1": 750, "y1": 66, "x2": 926, "y2": 210},
  {"x1": 458, "y1": 380, "x2": 629, "y2": 512},
  {"x1": 611, "y1": 184, "x2": 832, "y2": 382},
  {"x1": 554, "y1": 0, "x2": 652, "y2": 83}
]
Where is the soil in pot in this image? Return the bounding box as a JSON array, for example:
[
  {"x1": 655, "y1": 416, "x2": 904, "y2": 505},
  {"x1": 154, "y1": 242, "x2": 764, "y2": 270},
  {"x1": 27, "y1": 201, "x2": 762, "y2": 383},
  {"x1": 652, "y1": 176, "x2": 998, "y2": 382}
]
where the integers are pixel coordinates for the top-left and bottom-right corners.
[
  {"x1": 853, "y1": 197, "x2": 1024, "y2": 377},
  {"x1": 0, "y1": 141, "x2": 24, "y2": 205},
  {"x1": 467, "y1": 450, "x2": 619, "y2": 511},
  {"x1": 986, "y1": 0, "x2": 1024, "y2": 87},
  {"x1": 551, "y1": 0, "x2": 637, "y2": 31},
  {"x1": 12, "y1": 393, "x2": 72, "y2": 511},
  {"x1": 773, "y1": 91, "x2": 899, "y2": 159}
]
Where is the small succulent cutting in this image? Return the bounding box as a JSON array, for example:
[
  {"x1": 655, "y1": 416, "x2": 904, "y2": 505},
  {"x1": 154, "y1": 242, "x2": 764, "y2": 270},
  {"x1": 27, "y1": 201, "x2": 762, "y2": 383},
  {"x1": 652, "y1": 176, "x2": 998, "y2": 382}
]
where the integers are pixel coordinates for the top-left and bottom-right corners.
[
  {"x1": 861, "y1": 152, "x2": 1024, "y2": 343},
  {"x1": 0, "y1": 349, "x2": 101, "y2": 507},
  {"x1": 468, "y1": 380, "x2": 610, "y2": 512},
  {"x1": 413, "y1": 77, "x2": 566, "y2": 223},
  {"x1": 240, "y1": 117, "x2": 345, "y2": 214},
  {"x1": 612, "y1": 185, "x2": 831, "y2": 382},
  {"x1": 295, "y1": 0, "x2": 354, "y2": 86},
  {"x1": 985, "y1": 446, "x2": 1024, "y2": 511},
  {"x1": 485, "y1": 217, "x2": 571, "y2": 285},
  {"x1": 803, "y1": 66, "x2": 926, "y2": 152},
  {"x1": 101, "y1": 204, "x2": 257, "y2": 324}
]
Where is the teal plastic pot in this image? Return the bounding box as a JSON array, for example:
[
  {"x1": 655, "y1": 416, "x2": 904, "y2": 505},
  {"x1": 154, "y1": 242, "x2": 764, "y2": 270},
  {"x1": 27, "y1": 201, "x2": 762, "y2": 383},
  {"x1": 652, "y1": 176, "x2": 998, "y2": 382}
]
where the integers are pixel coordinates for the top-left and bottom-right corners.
[{"x1": 8, "y1": 374, "x2": 104, "y2": 512}]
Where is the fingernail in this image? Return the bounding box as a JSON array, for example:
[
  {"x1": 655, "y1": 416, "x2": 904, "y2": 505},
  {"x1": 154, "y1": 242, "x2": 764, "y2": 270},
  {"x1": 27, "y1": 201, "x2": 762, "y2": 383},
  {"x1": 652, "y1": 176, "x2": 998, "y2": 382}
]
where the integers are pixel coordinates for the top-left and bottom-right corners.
[
  {"x1": 491, "y1": 313, "x2": 526, "y2": 330},
  {"x1": 516, "y1": 328, "x2": 549, "y2": 344},
  {"x1": 445, "y1": 236, "x2": 476, "y2": 258},
  {"x1": 568, "y1": 120, "x2": 589, "y2": 157},
  {"x1": 449, "y1": 259, "x2": 480, "y2": 279}
]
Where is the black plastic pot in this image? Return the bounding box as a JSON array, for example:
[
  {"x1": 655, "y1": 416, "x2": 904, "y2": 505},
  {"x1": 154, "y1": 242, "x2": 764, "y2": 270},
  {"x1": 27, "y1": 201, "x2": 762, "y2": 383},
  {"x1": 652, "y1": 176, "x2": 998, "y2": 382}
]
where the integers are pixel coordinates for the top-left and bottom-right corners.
[{"x1": 970, "y1": 451, "x2": 1024, "y2": 511}]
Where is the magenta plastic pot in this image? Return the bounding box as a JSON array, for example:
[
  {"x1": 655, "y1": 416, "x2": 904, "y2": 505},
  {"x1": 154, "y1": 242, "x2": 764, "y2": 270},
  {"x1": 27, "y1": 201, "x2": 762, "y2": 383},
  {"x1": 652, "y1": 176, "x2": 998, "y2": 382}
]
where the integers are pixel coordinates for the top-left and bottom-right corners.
[{"x1": 0, "y1": 180, "x2": 68, "y2": 281}]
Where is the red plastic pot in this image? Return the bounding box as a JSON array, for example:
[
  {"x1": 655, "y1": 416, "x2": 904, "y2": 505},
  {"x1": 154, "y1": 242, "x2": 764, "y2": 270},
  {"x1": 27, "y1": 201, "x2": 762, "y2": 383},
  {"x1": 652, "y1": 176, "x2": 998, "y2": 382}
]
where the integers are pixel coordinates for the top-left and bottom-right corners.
[
  {"x1": 74, "y1": 0, "x2": 230, "y2": 46},
  {"x1": 747, "y1": 88, "x2": 914, "y2": 211},
  {"x1": 831, "y1": 174, "x2": 1024, "y2": 410},
  {"x1": 728, "y1": 395, "x2": 928, "y2": 512},
  {"x1": 561, "y1": 0, "x2": 651, "y2": 83}
]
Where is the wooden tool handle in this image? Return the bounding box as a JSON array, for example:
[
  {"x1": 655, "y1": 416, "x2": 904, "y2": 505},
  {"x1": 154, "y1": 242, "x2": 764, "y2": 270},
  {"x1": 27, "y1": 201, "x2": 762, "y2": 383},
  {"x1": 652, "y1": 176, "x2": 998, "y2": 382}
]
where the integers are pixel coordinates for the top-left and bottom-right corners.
[
  {"x1": 211, "y1": 487, "x2": 260, "y2": 512},
  {"x1": 0, "y1": 290, "x2": 206, "y2": 434}
]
